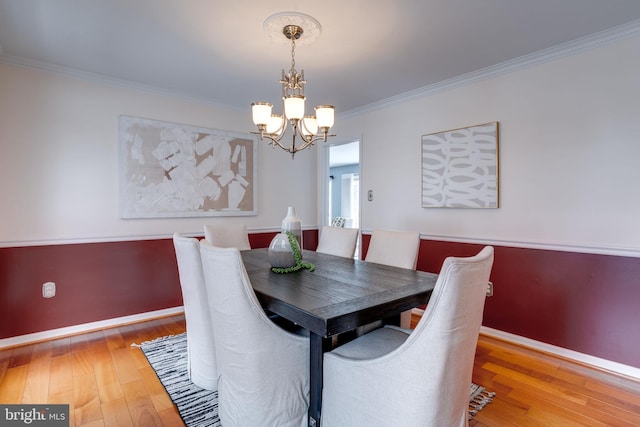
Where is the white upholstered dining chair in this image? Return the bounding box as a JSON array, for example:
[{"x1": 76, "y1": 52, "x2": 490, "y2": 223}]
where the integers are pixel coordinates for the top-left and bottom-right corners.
[
  {"x1": 365, "y1": 229, "x2": 420, "y2": 270},
  {"x1": 320, "y1": 246, "x2": 494, "y2": 427},
  {"x1": 199, "y1": 242, "x2": 309, "y2": 427},
  {"x1": 365, "y1": 229, "x2": 421, "y2": 328},
  {"x1": 172, "y1": 233, "x2": 217, "y2": 390},
  {"x1": 315, "y1": 226, "x2": 359, "y2": 258},
  {"x1": 203, "y1": 223, "x2": 251, "y2": 250}
]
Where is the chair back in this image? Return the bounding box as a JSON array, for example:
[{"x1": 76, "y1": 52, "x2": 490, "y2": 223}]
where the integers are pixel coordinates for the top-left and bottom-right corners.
[
  {"x1": 199, "y1": 242, "x2": 309, "y2": 427},
  {"x1": 404, "y1": 246, "x2": 494, "y2": 425},
  {"x1": 365, "y1": 229, "x2": 420, "y2": 269},
  {"x1": 321, "y1": 246, "x2": 494, "y2": 426},
  {"x1": 203, "y1": 223, "x2": 251, "y2": 250},
  {"x1": 315, "y1": 226, "x2": 358, "y2": 258},
  {"x1": 172, "y1": 233, "x2": 217, "y2": 390}
]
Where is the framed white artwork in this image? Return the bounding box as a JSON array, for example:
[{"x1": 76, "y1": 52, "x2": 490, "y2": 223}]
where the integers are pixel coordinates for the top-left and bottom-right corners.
[
  {"x1": 119, "y1": 115, "x2": 258, "y2": 218},
  {"x1": 421, "y1": 122, "x2": 499, "y2": 208}
]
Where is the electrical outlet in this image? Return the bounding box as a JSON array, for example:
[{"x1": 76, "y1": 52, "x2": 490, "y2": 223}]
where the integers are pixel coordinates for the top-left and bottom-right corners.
[
  {"x1": 486, "y1": 281, "x2": 494, "y2": 297},
  {"x1": 43, "y1": 282, "x2": 56, "y2": 298}
]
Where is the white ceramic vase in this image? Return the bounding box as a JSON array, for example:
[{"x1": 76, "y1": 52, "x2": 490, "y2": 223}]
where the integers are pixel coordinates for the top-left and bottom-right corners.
[
  {"x1": 268, "y1": 232, "x2": 296, "y2": 268},
  {"x1": 281, "y1": 206, "x2": 303, "y2": 256}
]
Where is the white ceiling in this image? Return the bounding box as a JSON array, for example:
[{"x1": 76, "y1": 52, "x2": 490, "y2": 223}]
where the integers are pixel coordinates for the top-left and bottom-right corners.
[{"x1": 1, "y1": 1, "x2": 640, "y2": 116}]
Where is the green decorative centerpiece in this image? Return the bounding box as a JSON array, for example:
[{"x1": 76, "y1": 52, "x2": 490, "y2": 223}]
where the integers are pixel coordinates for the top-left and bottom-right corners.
[{"x1": 270, "y1": 231, "x2": 315, "y2": 274}]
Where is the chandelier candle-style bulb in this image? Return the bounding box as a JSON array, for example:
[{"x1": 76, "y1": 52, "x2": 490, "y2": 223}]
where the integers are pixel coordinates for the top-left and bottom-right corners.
[
  {"x1": 302, "y1": 116, "x2": 318, "y2": 136},
  {"x1": 284, "y1": 95, "x2": 305, "y2": 120},
  {"x1": 267, "y1": 114, "x2": 285, "y2": 135},
  {"x1": 315, "y1": 105, "x2": 335, "y2": 129},
  {"x1": 252, "y1": 102, "x2": 273, "y2": 127},
  {"x1": 251, "y1": 13, "x2": 335, "y2": 158}
]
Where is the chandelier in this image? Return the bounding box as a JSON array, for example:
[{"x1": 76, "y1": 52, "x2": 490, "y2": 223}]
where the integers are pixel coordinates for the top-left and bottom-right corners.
[{"x1": 251, "y1": 14, "x2": 335, "y2": 158}]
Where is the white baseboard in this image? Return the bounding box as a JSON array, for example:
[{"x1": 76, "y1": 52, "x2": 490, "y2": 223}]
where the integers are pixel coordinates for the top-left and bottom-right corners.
[
  {"x1": 4, "y1": 307, "x2": 640, "y2": 383},
  {"x1": 0, "y1": 306, "x2": 185, "y2": 349},
  {"x1": 409, "y1": 308, "x2": 640, "y2": 381},
  {"x1": 480, "y1": 326, "x2": 640, "y2": 381}
]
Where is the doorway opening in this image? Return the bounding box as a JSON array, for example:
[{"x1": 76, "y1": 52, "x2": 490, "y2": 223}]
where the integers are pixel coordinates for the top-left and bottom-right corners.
[{"x1": 324, "y1": 139, "x2": 361, "y2": 256}]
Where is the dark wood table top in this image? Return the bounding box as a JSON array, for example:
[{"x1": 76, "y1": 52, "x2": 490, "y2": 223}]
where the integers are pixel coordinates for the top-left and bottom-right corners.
[{"x1": 242, "y1": 248, "x2": 437, "y2": 338}]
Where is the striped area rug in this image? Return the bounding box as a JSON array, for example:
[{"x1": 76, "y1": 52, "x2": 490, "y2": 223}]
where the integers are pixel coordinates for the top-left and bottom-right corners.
[
  {"x1": 139, "y1": 333, "x2": 494, "y2": 426},
  {"x1": 139, "y1": 334, "x2": 221, "y2": 427}
]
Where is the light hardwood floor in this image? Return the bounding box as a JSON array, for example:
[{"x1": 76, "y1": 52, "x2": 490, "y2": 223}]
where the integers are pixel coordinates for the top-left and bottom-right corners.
[{"x1": 1, "y1": 314, "x2": 639, "y2": 426}]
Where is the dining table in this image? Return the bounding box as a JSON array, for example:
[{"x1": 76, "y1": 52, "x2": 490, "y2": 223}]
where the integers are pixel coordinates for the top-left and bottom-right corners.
[{"x1": 241, "y1": 248, "x2": 438, "y2": 427}]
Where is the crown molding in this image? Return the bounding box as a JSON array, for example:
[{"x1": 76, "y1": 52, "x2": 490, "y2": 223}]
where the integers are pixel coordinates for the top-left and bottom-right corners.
[
  {"x1": 339, "y1": 19, "x2": 640, "y2": 119},
  {"x1": 1, "y1": 19, "x2": 639, "y2": 120},
  {"x1": 0, "y1": 53, "x2": 247, "y2": 112}
]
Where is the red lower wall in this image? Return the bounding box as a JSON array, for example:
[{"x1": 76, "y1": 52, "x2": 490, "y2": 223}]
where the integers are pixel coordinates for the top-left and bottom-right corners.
[
  {"x1": 2, "y1": 230, "x2": 638, "y2": 370},
  {"x1": 0, "y1": 239, "x2": 182, "y2": 339},
  {"x1": 361, "y1": 234, "x2": 640, "y2": 369},
  {"x1": 0, "y1": 230, "x2": 318, "y2": 341}
]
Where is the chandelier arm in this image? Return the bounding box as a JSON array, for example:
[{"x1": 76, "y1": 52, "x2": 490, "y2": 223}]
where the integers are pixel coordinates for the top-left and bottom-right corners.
[
  {"x1": 253, "y1": 126, "x2": 324, "y2": 154},
  {"x1": 289, "y1": 120, "x2": 319, "y2": 156},
  {"x1": 253, "y1": 132, "x2": 287, "y2": 150},
  {"x1": 272, "y1": 116, "x2": 287, "y2": 139}
]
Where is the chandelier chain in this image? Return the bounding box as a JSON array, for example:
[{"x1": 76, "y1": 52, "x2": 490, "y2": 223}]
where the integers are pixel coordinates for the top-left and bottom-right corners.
[{"x1": 290, "y1": 36, "x2": 296, "y2": 72}]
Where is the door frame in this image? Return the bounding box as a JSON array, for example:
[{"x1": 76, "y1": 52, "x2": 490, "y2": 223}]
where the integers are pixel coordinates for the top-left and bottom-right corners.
[{"x1": 317, "y1": 135, "x2": 362, "y2": 231}]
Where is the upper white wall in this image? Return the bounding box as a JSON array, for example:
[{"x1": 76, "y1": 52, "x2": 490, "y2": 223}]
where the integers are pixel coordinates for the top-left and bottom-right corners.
[
  {"x1": 0, "y1": 63, "x2": 317, "y2": 245},
  {"x1": 334, "y1": 34, "x2": 640, "y2": 254},
  {"x1": 2, "y1": 31, "x2": 638, "y2": 252}
]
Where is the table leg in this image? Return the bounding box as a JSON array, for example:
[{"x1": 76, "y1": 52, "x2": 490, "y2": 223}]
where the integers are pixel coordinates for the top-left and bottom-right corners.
[
  {"x1": 308, "y1": 333, "x2": 331, "y2": 427},
  {"x1": 384, "y1": 313, "x2": 401, "y2": 326}
]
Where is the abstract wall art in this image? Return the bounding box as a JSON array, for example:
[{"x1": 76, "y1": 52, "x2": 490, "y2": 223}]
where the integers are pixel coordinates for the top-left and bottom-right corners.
[
  {"x1": 421, "y1": 122, "x2": 499, "y2": 208},
  {"x1": 119, "y1": 115, "x2": 257, "y2": 218}
]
